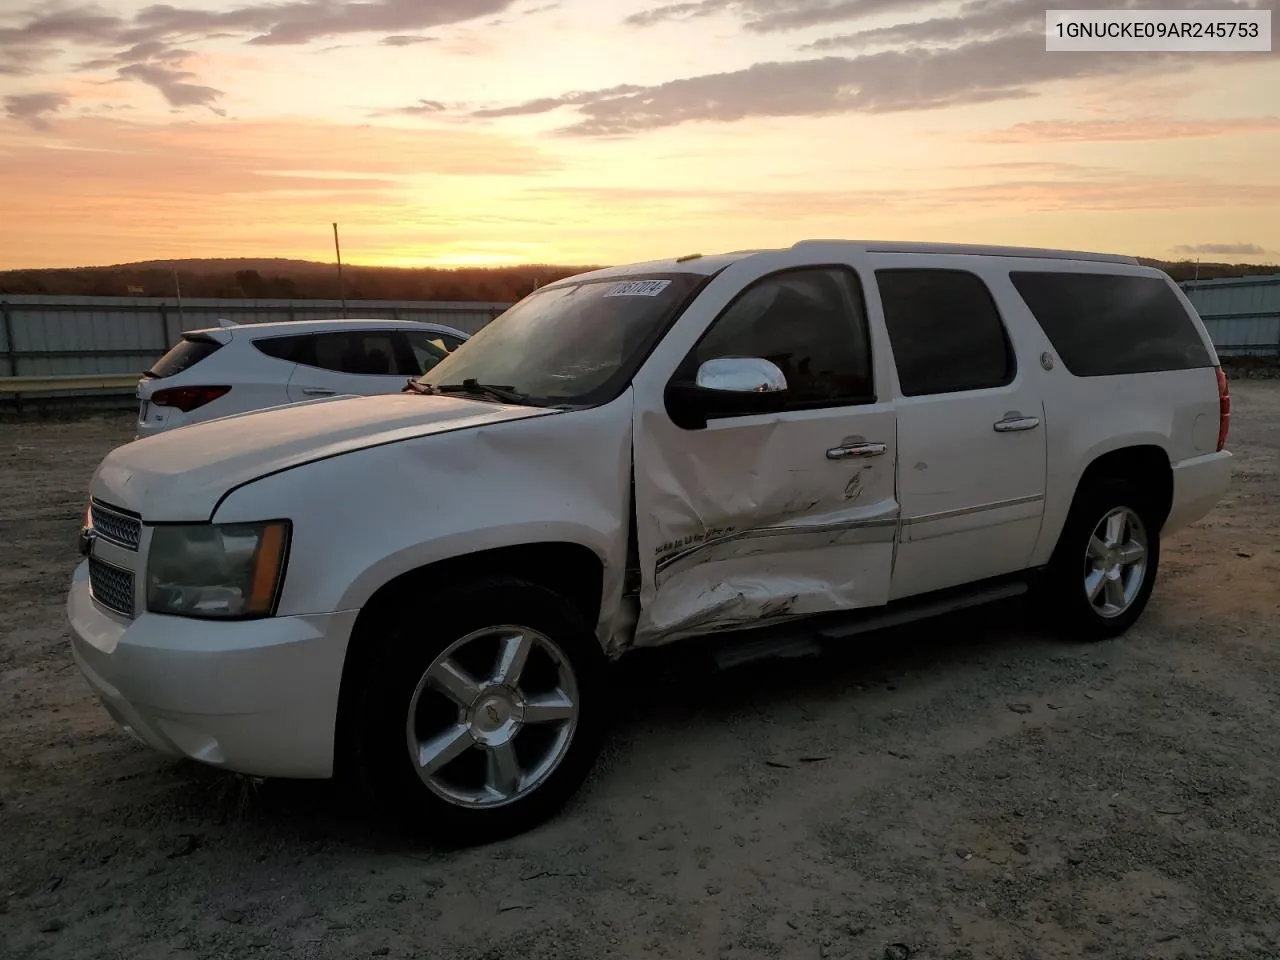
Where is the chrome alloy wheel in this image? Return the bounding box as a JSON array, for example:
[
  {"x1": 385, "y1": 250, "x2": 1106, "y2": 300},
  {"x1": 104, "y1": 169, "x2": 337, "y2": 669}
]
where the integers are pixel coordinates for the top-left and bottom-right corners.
[
  {"x1": 405, "y1": 626, "x2": 580, "y2": 808},
  {"x1": 1083, "y1": 506, "x2": 1149, "y2": 619}
]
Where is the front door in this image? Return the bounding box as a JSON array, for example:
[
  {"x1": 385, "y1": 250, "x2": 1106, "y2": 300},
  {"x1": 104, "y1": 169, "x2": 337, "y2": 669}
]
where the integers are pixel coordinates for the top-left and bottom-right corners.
[
  {"x1": 629, "y1": 248, "x2": 900, "y2": 646},
  {"x1": 873, "y1": 263, "x2": 1048, "y2": 600}
]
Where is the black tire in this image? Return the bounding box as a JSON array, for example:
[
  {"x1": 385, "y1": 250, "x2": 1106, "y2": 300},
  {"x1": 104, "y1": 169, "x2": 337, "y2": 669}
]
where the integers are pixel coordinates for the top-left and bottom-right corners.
[
  {"x1": 1042, "y1": 477, "x2": 1162, "y2": 641},
  {"x1": 348, "y1": 577, "x2": 608, "y2": 845}
]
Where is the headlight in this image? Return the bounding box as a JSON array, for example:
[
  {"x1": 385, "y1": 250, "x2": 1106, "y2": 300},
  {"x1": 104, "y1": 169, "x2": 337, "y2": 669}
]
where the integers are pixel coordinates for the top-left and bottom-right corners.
[{"x1": 146, "y1": 520, "x2": 290, "y2": 619}]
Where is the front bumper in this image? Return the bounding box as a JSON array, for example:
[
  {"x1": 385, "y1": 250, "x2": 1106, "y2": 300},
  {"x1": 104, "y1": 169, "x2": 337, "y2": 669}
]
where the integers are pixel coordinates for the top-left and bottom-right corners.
[{"x1": 66, "y1": 561, "x2": 358, "y2": 778}]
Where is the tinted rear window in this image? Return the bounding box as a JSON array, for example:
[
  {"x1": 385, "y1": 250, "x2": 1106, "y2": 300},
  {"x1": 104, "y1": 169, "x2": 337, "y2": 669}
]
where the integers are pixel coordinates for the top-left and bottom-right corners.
[
  {"x1": 1009, "y1": 271, "x2": 1212, "y2": 376},
  {"x1": 253, "y1": 334, "x2": 306, "y2": 362},
  {"x1": 147, "y1": 336, "x2": 222, "y2": 378}
]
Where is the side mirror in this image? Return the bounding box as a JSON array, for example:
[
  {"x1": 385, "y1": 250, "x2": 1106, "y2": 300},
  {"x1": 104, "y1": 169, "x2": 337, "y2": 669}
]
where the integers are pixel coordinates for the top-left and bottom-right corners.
[
  {"x1": 694, "y1": 357, "x2": 788, "y2": 394},
  {"x1": 665, "y1": 356, "x2": 789, "y2": 430}
]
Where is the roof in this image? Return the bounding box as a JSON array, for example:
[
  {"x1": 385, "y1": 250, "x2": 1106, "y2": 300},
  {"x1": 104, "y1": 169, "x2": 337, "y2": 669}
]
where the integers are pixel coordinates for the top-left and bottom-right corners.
[
  {"x1": 559, "y1": 240, "x2": 1139, "y2": 285},
  {"x1": 815, "y1": 240, "x2": 1139, "y2": 265},
  {"x1": 564, "y1": 252, "x2": 757, "y2": 283}
]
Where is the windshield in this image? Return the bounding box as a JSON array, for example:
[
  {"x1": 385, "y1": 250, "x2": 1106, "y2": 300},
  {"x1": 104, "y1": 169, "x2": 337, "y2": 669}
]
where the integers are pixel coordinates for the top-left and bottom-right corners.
[{"x1": 415, "y1": 273, "x2": 708, "y2": 405}]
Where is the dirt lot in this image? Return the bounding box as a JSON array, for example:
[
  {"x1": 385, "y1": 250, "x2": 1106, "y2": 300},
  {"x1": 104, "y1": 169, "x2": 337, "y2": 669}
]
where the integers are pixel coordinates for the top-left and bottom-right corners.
[{"x1": 2, "y1": 381, "x2": 1279, "y2": 960}]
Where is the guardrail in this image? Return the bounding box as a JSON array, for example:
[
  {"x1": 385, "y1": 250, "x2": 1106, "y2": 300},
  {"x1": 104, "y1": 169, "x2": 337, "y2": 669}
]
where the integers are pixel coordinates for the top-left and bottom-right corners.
[
  {"x1": 0, "y1": 373, "x2": 140, "y2": 413},
  {"x1": 1, "y1": 374, "x2": 140, "y2": 394}
]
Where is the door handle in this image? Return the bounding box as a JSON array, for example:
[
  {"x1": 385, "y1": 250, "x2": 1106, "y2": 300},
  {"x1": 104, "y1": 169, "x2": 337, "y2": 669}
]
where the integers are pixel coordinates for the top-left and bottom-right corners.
[
  {"x1": 827, "y1": 442, "x2": 887, "y2": 460},
  {"x1": 993, "y1": 415, "x2": 1040, "y2": 433},
  {"x1": 301, "y1": 387, "x2": 335, "y2": 396}
]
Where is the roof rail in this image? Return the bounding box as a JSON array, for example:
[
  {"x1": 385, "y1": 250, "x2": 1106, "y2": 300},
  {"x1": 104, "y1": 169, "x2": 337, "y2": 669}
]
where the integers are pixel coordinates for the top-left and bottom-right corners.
[{"x1": 790, "y1": 239, "x2": 1139, "y2": 266}]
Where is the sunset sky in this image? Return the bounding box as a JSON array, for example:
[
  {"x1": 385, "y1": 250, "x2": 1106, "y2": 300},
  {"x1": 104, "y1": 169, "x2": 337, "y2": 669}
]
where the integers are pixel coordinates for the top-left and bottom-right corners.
[{"x1": 1, "y1": 0, "x2": 1277, "y2": 269}]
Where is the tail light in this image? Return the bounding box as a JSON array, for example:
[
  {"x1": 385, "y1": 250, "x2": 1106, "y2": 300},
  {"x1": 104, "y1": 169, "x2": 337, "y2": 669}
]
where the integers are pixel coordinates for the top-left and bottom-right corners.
[
  {"x1": 150, "y1": 385, "x2": 231, "y2": 412},
  {"x1": 1216, "y1": 366, "x2": 1230, "y2": 452}
]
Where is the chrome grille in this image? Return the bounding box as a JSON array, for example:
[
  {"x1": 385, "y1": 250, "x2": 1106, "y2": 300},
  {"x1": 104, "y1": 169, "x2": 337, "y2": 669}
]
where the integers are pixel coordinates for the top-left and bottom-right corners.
[
  {"x1": 88, "y1": 556, "x2": 135, "y2": 617},
  {"x1": 90, "y1": 500, "x2": 141, "y2": 551}
]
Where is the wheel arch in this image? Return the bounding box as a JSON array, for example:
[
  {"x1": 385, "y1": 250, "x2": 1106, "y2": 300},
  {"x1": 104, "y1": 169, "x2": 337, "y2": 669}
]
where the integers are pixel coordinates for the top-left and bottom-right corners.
[
  {"x1": 332, "y1": 540, "x2": 606, "y2": 778},
  {"x1": 1037, "y1": 442, "x2": 1175, "y2": 569},
  {"x1": 1070, "y1": 443, "x2": 1174, "y2": 531},
  {"x1": 1036, "y1": 443, "x2": 1170, "y2": 640}
]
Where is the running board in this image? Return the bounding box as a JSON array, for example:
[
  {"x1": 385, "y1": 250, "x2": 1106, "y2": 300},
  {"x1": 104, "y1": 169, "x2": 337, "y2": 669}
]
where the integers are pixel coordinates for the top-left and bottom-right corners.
[
  {"x1": 713, "y1": 634, "x2": 824, "y2": 671},
  {"x1": 708, "y1": 576, "x2": 1030, "y2": 671},
  {"x1": 816, "y1": 580, "x2": 1028, "y2": 640}
]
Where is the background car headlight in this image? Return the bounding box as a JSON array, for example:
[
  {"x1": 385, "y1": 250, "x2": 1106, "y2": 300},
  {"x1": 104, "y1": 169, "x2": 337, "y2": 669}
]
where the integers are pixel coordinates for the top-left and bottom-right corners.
[{"x1": 146, "y1": 520, "x2": 290, "y2": 619}]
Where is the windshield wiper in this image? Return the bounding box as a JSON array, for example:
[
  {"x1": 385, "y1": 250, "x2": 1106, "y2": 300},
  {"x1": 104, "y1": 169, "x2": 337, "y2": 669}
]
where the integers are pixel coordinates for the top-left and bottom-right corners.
[
  {"x1": 402, "y1": 377, "x2": 432, "y2": 394},
  {"x1": 429, "y1": 379, "x2": 534, "y2": 405}
]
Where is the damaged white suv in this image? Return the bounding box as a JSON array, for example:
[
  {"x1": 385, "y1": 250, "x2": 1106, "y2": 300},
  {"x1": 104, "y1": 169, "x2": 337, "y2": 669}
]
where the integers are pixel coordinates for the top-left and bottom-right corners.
[{"x1": 67, "y1": 241, "x2": 1232, "y2": 841}]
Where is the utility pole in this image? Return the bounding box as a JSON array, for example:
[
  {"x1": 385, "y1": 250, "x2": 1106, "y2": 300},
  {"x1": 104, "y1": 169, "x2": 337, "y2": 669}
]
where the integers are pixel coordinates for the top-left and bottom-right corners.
[
  {"x1": 332, "y1": 222, "x2": 347, "y2": 318},
  {"x1": 172, "y1": 268, "x2": 185, "y2": 329}
]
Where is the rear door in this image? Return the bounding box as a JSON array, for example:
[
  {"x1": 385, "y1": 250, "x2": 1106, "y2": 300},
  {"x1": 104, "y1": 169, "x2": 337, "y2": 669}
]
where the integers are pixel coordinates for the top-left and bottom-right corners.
[
  {"x1": 875, "y1": 260, "x2": 1048, "y2": 600},
  {"x1": 284, "y1": 329, "x2": 414, "y2": 401},
  {"x1": 629, "y1": 248, "x2": 900, "y2": 645}
]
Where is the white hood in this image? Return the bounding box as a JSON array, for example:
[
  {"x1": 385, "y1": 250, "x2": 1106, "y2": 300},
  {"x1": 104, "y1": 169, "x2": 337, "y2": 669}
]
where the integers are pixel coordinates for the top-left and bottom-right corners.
[{"x1": 91, "y1": 394, "x2": 556, "y2": 522}]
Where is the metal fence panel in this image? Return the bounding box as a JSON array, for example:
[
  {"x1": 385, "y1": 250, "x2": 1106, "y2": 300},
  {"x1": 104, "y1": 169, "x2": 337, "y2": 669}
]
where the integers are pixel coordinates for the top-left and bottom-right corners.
[
  {"x1": 3, "y1": 275, "x2": 1278, "y2": 394},
  {"x1": 0, "y1": 296, "x2": 511, "y2": 382},
  {"x1": 1181, "y1": 275, "x2": 1280, "y2": 357}
]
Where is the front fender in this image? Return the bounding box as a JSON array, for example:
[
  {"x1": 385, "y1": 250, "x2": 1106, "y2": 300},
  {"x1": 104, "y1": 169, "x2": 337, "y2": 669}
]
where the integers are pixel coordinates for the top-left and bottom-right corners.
[{"x1": 212, "y1": 396, "x2": 634, "y2": 641}]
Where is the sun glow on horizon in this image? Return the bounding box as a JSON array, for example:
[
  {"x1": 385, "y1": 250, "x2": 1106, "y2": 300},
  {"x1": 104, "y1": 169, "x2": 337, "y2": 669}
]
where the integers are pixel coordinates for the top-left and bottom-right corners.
[{"x1": 0, "y1": 1, "x2": 1277, "y2": 270}]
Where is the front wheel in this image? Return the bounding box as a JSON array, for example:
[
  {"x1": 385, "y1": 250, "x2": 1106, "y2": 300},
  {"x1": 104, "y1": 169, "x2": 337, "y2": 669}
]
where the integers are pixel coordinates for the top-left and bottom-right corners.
[
  {"x1": 1043, "y1": 481, "x2": 1161, "y2": 640},
  {"x1": 350, "y1": 578, "x2": 607, "y2": 844}
]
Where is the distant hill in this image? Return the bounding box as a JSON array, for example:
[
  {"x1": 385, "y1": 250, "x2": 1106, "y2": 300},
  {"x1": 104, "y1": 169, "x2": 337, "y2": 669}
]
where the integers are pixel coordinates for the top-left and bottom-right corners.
[
  {"x1": 0, "y1": 254, "x2": 1275, "y2": 301},
  {"x1": 103, "y1": 258, "x2": 347, "y2": 277},
  {"x1": 0, "y1": 259, "x2": 602, "y2": 302}
]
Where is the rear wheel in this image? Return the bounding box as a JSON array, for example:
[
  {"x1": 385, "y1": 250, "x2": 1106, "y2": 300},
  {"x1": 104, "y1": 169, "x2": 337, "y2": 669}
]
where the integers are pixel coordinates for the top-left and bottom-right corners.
[
  {"x1": 1043, "y1": 480, "x2": 1161, "y2": 640},
  {"x1": 350, "y1": 578, "x2": 607, "y2": 844}
]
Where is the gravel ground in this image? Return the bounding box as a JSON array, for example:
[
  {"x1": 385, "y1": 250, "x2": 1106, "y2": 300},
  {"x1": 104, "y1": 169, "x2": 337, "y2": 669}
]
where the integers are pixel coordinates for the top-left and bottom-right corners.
[{"x1": 2, "y1": 381, "x2": 1279, "y2": 960}]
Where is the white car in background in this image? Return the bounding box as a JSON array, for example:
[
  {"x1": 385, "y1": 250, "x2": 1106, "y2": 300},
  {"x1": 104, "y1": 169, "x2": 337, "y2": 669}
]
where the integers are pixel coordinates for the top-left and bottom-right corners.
[{"x1": 135, "y1": 318, "x2": 471, "y2": 437}]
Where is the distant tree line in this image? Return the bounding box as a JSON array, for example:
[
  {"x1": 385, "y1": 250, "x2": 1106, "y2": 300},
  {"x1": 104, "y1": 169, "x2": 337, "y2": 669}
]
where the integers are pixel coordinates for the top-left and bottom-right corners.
[
  {"x1": 1136, "y1": 259, "x2": 1280, "y2": 282},
  {"x1": 0, "y1": 261, "x2": 600, "y2": 302},
  {"x1": 0, "y1": 256, "x2": 1275, "y2": 300}
]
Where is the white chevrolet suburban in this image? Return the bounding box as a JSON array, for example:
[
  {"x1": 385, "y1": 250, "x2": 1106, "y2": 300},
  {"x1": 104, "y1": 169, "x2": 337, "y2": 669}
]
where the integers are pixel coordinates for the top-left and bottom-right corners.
[{"x1": 67, "y1": 241, "x2": 1233, "y2": 841}]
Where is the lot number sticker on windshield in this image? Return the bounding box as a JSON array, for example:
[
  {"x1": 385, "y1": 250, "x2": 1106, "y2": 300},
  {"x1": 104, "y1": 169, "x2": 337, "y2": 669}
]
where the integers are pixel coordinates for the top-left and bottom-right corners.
[{"x1": 604, "y1": 279, "x2": 672, "y2": 298}]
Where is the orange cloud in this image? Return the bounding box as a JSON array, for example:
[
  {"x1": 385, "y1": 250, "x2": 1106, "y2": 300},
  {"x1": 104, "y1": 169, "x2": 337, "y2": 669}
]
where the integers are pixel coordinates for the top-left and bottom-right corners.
[
  {"x1": 978, "y1": 116, "x2": 1280, "y2": 143},
  {"x1": 527, "y1": 170, "x2": 1280, "y2": 221},
  {"x1": 0, "y1": 114, "x2": 558, "y2": 185},
  {"x1": 0, "y1": 114, "x2": 563, "y2": 266}
]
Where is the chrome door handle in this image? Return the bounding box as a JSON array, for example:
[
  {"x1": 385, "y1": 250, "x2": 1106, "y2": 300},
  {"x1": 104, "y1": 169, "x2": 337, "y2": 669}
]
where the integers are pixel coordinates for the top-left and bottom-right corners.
[
  {"x1": 827, "y1": 442, "x2": 887, "y2": 460},
  {"x1": 301, "y1": 387, "x2": 335, "y2": 396},
  {"x1": 993, "y1": 415, "x2": 1040, "y2": 433}
]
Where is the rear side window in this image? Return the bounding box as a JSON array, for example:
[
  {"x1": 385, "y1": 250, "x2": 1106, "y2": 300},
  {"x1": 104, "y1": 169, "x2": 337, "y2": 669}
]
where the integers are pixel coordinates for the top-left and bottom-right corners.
[
  {"x1": 305, "y1": 331, "x2": 401, "y2": 375},
  {"x1": 877, "y1": 269, "x2": 1015, "y2": 396},
  {"x1": 253, "y1": 335, "x2": 306, "y2": 363},
  {"x1": 1009, "y1": 271, "x2": 1213, "y2": 376},
  {"x1": 147, "y1": 336, "x2": 222, "y2": 378}
]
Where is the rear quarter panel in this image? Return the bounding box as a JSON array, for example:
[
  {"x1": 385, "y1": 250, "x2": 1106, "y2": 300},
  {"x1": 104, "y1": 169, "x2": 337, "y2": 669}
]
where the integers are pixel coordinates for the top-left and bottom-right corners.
[
  {"x1": 989, "y1": 263, "x2": 1224, "y2": 566},
  {"x1": 144, "y1": 337, "x2": 296, "y2": 428}
]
